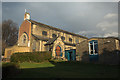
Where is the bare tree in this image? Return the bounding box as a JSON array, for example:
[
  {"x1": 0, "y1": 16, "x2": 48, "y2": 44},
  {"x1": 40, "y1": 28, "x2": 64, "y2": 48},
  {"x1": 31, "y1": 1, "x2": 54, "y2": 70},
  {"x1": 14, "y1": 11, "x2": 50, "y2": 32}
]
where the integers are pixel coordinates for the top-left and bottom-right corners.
[{"x1": 2, "y1": 19, "x2": 18, "y2": 55}]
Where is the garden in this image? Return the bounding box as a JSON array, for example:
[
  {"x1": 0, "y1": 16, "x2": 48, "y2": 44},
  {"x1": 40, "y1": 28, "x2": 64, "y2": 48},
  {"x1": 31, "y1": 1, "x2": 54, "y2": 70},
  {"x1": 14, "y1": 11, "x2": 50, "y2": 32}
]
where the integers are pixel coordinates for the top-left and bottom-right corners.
[{"x1": 2, "y1": 51, "x2": 120, "y2": 79}]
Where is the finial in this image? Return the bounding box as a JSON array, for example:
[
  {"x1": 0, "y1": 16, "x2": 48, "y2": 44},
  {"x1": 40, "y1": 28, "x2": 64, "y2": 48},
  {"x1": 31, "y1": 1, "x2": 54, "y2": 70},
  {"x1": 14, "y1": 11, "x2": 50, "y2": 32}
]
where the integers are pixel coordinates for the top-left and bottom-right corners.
[
  {"x1": 25, "y1": 9, "x2": 26, "y2": 13},
  {"x1": 24, "y1": 9, "x2": 30, "y2": 20}
]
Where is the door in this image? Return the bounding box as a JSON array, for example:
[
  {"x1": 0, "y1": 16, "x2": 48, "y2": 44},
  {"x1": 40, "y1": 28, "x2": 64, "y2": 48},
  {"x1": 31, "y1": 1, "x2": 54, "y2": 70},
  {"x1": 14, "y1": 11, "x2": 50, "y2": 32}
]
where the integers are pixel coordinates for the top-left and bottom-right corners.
[{"x1": 65, "y1": 49, "x2": 76, "y2": 61}]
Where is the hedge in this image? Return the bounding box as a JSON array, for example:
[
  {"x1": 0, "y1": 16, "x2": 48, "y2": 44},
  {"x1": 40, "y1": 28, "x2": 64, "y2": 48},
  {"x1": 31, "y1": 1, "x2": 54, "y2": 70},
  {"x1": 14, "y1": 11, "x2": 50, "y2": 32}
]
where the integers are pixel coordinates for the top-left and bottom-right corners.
[{"x1": 10, "y1": 51, "x2": 52, "y2": 63}]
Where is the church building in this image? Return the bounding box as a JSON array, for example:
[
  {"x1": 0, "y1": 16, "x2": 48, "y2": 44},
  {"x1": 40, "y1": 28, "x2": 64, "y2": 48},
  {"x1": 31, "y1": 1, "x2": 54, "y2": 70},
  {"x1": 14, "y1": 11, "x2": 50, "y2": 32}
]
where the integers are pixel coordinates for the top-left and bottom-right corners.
[
  {"x1": 4, "y1": 12, "x2": 119, "y2": 62},
  {"x1": 4, "y1": 12, "x2": 88, "y2": 61}
]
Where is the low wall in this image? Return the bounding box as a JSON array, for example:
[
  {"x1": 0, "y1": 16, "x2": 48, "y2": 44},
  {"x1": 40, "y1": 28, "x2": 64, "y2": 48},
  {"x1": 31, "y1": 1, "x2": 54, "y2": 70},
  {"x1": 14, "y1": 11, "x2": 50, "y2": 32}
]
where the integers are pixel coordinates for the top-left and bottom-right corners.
[{"x1": 4, "y1": 45, "x2": 30, "y2": 58}]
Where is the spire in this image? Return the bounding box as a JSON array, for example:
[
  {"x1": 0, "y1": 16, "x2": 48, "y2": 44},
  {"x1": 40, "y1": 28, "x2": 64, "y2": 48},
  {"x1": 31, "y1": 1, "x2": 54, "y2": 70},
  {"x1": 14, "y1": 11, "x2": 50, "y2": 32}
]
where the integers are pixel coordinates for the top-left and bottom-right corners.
[{"x1": 24, "y1": 9, "x2": 30, "y2": 20}]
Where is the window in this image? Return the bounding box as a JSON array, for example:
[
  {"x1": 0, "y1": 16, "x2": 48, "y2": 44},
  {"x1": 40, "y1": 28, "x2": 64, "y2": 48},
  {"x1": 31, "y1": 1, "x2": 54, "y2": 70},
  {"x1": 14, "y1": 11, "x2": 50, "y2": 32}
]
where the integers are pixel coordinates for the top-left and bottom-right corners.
[
  {"x1": 89, "y1": 40, "x2": 98, "y2": 55},
  {"x1": 69, "y1": 38, "x2": 72, "y2": 42},
  {"x1": 42, "y1": 31, "x2": 47, "y2": 36},
  {"x1": 61, "y1": 36, "x2": 65, "y2": 41},
  {"x1": 52, "y1": 34, "x2": 57, "y2": 38},
  {"x1": 23, "y1": 35, "x2": 26, "y2": 43},
  {"x1": 32, "y1": 40, "x2": 36, "y2": 51},
  {"x1": 55, "y1": 45, "x2": 62, "y2": 56},
  {"x1": 20, "y1": 33, "x2": 28, "y2": 46}
]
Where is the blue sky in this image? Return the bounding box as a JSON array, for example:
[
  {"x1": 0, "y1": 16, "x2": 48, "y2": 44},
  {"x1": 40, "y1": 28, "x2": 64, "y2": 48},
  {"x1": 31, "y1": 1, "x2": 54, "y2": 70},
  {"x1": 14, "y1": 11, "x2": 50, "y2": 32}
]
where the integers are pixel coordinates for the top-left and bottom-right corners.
[{"x1": 1, "y1": 1, "x2": 119, "y2": 38}]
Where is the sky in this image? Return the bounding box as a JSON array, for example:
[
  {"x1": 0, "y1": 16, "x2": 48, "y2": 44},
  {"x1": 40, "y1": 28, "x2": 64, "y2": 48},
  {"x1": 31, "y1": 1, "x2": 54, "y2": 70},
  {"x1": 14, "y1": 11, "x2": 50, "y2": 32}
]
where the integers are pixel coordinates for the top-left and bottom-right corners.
[{"x1": 1, "y1": 1, "x2": 119, "y2": 38}]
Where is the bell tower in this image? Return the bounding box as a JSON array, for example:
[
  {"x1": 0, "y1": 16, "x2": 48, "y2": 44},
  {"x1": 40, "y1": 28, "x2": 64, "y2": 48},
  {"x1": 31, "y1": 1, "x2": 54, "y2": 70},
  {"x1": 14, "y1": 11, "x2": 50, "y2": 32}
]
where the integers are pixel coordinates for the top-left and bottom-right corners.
[{"x1": 24, "y1": 9, "x2": 30, "y2": 20}]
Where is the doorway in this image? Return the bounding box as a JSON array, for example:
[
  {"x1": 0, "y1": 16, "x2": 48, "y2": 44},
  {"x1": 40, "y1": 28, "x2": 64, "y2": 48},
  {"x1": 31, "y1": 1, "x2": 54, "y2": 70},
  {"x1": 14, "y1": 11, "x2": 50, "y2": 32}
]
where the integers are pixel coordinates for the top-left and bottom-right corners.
[{"x1": 65, "y1": 49, "x2": 76, "y2": 61}]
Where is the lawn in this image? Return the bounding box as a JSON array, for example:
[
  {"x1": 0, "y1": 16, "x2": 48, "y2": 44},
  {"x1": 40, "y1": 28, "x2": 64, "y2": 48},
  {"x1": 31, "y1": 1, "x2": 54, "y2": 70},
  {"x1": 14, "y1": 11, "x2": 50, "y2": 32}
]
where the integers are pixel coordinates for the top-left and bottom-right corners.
[{"x1": 8, "y1": 61, "x2": 119, "y2": 78}]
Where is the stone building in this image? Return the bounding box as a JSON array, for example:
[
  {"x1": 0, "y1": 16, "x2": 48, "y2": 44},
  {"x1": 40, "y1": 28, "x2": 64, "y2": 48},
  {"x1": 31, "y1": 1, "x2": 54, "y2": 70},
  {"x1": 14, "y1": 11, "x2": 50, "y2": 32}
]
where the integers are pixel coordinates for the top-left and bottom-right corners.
[
  {"x1": 4, "y1": 12, "x2": 120, "y2": 62},
  {"x1": 4, "y1": 12, "x2": 88, "y2": 61},
  {"x1": 76, "y1": 37, "x2": 120, "y2": 64}
]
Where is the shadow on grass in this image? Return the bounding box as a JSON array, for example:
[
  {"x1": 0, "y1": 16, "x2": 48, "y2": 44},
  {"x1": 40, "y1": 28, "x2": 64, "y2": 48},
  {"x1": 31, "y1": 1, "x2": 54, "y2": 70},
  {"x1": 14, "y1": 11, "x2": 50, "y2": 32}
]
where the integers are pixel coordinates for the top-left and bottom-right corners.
[{"x1": 4, "y1": 61, "x2": 120, "y2": 79}]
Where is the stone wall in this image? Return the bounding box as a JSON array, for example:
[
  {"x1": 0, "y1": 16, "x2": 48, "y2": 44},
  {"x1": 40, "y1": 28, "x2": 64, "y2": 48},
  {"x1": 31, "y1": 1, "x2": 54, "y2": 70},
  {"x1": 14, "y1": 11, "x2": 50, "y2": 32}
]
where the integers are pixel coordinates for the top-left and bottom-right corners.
[
  {"x1": 76, "y1": 40, "x2": 89, "y2": 61},
  {"x1": 32, "y1": 24, "x2": 86, "y2": 44},
  {"x1": 76, "y1": 38, "x2": 120, "y2": 64},
  {"x1": 4, "y1": 45, "x2": 30, "y2": 58},
  {"x1": 97, "y1": 38, "x2": 116, "y2": 55}
]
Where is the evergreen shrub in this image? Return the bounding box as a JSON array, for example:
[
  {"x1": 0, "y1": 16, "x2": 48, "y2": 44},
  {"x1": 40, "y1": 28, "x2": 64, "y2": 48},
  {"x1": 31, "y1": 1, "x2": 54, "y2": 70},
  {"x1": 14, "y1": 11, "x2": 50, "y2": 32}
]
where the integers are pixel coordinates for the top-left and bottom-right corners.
[{"x1": 10, "y1": 51, "x2": 52, "y2": 63}]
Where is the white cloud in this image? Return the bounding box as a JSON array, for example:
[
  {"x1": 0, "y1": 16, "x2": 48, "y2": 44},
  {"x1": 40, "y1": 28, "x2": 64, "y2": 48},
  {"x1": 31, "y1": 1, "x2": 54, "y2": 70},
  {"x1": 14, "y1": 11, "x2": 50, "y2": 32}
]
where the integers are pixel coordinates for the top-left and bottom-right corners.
[
  {"x1": 96, "y1": 21, "x2": 117, "y2": 31},
  {"x1": 103, "y1": 13, "x2": 117, "y2": 19},
  {"x1": 2, "y1": 2, "x2": 118, "y2": 38},
  {"x1": 77, "y1": 30, "x2": 103, "y2": 38},
  {"x1": 103, "y1": 32, "x2": 118, "y2": 37},
  {"x1": 96, "y1": 13, "x2": 118, "y2": 37}
]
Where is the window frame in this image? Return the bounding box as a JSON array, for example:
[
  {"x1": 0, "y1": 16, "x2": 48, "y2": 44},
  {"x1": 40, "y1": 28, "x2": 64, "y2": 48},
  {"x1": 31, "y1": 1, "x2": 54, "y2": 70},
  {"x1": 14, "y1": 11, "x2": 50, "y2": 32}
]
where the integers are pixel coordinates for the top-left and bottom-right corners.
[{"x1": 89, "y1": 40, "x2": 98, "y2": 55}]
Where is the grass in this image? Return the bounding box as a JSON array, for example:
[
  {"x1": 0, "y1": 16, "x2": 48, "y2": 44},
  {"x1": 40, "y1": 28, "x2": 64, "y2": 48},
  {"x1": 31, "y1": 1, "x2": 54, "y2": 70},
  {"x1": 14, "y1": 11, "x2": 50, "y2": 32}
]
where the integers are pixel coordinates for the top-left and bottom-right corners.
[
  {"x1": 7, "y1": 61, "x2": 120, "y2": 78},
  {"x1": 19, "y1": 61, "x2": 55, "y2": 69}
]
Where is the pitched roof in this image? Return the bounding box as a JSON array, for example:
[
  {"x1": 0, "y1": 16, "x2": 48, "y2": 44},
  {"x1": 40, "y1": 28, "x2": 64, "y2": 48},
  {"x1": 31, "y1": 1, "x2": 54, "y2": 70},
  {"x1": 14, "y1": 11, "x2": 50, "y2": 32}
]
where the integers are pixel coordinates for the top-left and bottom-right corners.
[
  {"x1": 32, "y1": 34, "x2": 76, "y2": 46},
  {"x1": 63, "y1": 42, "x2": 76, "y2": 46},
  {"x1": 29, "y1": 19, "x2": 88, "y2": 39},
  {"x1": 44, "y1": 37, "x2": 58, "y2": 46},
  {"x1": 44, "y1": 37, "x2": 76, "y2": 46}
]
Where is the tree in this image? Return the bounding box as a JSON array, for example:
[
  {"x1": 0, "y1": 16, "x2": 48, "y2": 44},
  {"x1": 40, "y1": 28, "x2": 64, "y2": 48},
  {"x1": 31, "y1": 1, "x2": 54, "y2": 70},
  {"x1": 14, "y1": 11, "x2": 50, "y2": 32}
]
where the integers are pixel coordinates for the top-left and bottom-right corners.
[{"x1": 2, "y1": 19, "x2": 18, "y2": 55}]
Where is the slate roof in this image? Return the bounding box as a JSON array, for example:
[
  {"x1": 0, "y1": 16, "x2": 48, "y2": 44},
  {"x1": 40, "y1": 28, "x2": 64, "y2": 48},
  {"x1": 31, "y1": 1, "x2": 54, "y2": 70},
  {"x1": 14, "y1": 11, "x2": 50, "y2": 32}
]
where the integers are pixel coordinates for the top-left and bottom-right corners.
[
  {"x1": 32, "y1": 34, "x2": 76, "y2": 46},
  {"x1": 29, "y1": 19, "x2": 88, "y2": 39},
  {"x1": 63, "y1": 42, "x2": 76, "y2": 46},
  {"x1": 44, "y1": 37, "x2": 58, "y2": 46}
]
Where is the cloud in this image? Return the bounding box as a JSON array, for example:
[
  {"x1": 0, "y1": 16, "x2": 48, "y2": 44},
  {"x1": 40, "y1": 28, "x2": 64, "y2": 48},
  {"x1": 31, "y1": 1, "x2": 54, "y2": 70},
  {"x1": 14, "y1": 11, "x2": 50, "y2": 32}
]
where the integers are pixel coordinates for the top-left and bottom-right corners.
[
  {"x1": 96, "y1": 13, "x2": 118, "y2": 32},
  {"x1": 2, "y1": 2, "x2": 118, "y2": 38},
  {"x1": 103, "y1": 32, "x2": 118, "y2": 37},
  {"x1": 77, "y1": 30, "x2": 103, "y2": 38},
  {"x1": 103, "y1": 13, "x2": 117, "y2": 19},
  {"x1": 96, "y1": 21, "x2": 117, "y2": 31}
]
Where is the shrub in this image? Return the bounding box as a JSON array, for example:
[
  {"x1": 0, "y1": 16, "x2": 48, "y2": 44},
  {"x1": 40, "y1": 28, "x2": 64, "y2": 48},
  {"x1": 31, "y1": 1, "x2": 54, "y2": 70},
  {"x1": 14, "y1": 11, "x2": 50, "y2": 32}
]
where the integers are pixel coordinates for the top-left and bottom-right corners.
[
  {"x1": 2, "y1": 62, "x2": 20, "y2": 78},
  {"x1": 10, "y1": 51, "x2": 52, "y2": 63}
]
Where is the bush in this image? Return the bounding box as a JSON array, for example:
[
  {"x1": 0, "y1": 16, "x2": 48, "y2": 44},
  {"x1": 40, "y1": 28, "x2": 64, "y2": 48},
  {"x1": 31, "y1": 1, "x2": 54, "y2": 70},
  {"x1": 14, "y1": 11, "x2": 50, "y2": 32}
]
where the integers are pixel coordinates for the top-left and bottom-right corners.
[
  {"x1": 10, "y1": 51, "x2": 52, "y2": 63},
  {"x1": 2, "y1": 62, "x2": 20, "y2": 78}
]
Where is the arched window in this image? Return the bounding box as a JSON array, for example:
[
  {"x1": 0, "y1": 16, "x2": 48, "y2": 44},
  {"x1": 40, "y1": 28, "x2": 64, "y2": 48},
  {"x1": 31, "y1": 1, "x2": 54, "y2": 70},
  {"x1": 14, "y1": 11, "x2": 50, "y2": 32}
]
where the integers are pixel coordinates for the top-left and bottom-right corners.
[
  {"x1": 19, "y1": 33, "x2": 28, "y2": 46},
  {"x1": 55, "y1": 45, "x2": 62, "y2": 56},
  {"x1": 23, "y1": 35, "x2": 26, "y2": 43}
]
